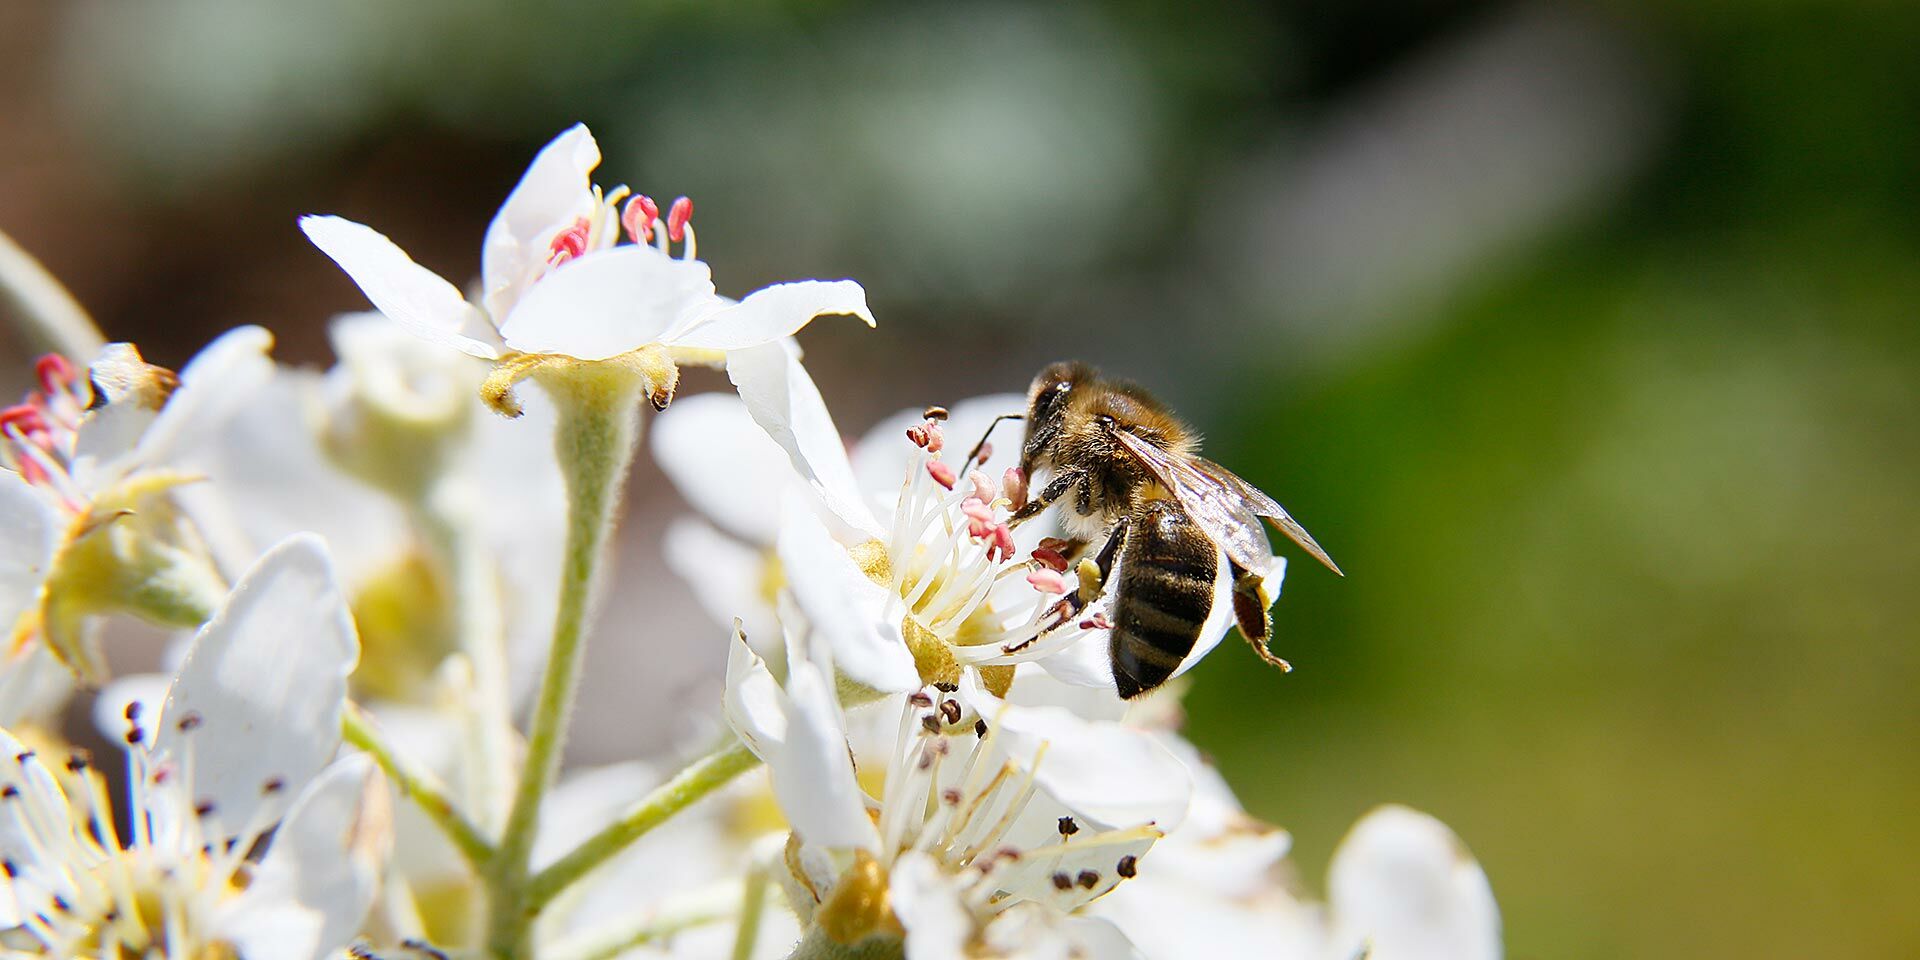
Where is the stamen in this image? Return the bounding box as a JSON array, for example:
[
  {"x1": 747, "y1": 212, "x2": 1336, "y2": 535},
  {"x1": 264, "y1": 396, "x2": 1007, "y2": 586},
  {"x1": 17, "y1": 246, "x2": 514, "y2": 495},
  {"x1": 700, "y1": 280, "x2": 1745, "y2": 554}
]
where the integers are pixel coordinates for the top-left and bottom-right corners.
[
  {"x1": 546, "y1": 217, "x2": 592, "y2": 266},
  {"x1": 622, "y1": 195, "x2": 659, "y2": 244},
  {"x1": 666, "y1": 196, "x2": 693, "y2": 243}
]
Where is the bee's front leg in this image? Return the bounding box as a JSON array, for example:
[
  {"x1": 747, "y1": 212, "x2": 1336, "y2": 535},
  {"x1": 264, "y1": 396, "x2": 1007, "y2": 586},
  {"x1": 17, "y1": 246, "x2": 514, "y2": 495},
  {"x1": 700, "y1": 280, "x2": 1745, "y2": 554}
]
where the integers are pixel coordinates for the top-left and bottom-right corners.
[{"x1": 1008, "y1": 469, "x2": 1084, "y2": 528}]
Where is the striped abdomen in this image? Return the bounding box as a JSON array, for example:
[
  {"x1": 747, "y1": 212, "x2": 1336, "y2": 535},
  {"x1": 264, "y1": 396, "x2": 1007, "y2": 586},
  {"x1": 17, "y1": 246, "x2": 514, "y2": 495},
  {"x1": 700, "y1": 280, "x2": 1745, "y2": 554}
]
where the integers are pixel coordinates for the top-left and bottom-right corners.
[{"x1": 1110, "y1": 499, "x2": 1218, "y2": 699}]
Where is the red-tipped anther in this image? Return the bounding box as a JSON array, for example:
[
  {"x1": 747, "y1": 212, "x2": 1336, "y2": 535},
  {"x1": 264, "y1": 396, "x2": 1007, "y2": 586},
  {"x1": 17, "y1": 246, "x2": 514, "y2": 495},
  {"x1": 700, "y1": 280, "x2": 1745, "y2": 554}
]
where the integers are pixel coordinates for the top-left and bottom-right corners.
[
  {"x1": 927, "y1": 459, "x2": 957, "y2": 490},
  {"x1": 34, "y1": 355, "x2": 76, "y2": 394},
  {"x1": 1027, "y1": 569, "x2": 1069, "y2": 595},
  {"x1": 0, "y1": 404, "x2": 46, "y2": 436},
  {"x1": 547, "y1": 217, "x2": 592, "y2": 265},
  {"x1": 1078, "y1": 613, "x2": 1113, "y2": 631},
  {"x1": 961, "y1": 496, "x2": 995, "y2": 538},
  {"x1": 622, "y1": 195, "x2": 659, "y2": 244},
  {"x1": 1031, "y1": 547, "x2": 1069, "y2": 573},
  {"x1": 990, "y1": 525, "x2": 1017, "y2": 562},
  {"x1": 907, "y1": 424, "x2": 931, "y2": 449},
  {"x1": 666, "y1": 196, "x2": 693, "y2": 243},
  {"x1": 921, "y1": 421, "x2": 944, "y2": 454}
]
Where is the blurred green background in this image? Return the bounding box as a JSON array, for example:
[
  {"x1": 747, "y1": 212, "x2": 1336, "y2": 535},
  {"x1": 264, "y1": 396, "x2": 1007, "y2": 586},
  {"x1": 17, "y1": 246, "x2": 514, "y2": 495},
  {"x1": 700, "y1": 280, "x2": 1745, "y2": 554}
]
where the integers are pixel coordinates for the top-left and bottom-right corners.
[{"x1": 2, "y1": 1, "x2": 1915, "y2": 956}]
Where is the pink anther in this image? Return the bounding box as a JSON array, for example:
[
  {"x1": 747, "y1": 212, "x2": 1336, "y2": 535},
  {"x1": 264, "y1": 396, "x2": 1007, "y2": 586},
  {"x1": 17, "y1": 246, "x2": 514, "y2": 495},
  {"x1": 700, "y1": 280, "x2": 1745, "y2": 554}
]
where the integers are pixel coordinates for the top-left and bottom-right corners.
[
  {"x1": 667, "y1": 196, "x2": 693, "y2": 243},
  {"x1": 921, "y1": 421, "x2": 944, "y2": 453},
  {"x1": 990, "y1": 525, "x2": 1017, "y2": 562},
  {"x1": 34, "y1": 354, "x2": 76, "y2": 394},
  {"x1": 1030, "y1": 547, "x2": 1068, "y2": 573},
  {"x1": 975, "y1": 442, "x2": 993, "y2": 465},
  {"x1": 1003, "y1": 467, "x2": 1027, "y2": 510},
  {"x1": 547, "y1": 217, "x2": 592, "y2": 265},
  {"x1": 622, "y1": 195, "x2": 659, "y2": 244},
  {"x1": 968, "y1": 470, "x2": 995, "y2": 503},
  {"x1": 1078, "y1": 613, "x2": 1113, "y2": 631},
  {"x1": 927, "y1": 459, "x2": 957, "y2": 490},
  {"x1": 961, "y1": 496, "x2": 995, "y2": 538},
  {"x1": 1027, "y1": 569, "x2": 1069, "y2": 594},
  {"x1": 0, "y1": 404, "x2": 46, "y2": 435}
]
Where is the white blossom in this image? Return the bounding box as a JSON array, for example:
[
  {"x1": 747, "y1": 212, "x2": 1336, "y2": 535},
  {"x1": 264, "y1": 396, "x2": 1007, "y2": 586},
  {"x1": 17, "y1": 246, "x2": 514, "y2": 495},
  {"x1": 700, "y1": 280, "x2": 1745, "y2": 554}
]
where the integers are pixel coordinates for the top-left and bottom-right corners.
[
  {"x1": 0, "y1": 328, "x2": 273, "y2": 688},
  {"x1": 300, "y1": 124, "x2": 874, "y2": 366},
  {"x1": 0, "y1": 534, "x2": 388, "y2": 960},
  {"x1": 725, "y1": 620, "x2": 1189, "y2": 954}
]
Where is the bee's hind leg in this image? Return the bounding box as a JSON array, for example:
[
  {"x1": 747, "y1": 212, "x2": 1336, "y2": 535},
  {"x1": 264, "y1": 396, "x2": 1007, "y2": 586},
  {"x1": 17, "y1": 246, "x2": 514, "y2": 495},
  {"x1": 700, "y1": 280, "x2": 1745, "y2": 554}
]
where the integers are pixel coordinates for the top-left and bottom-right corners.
[{"x1": 1229, "y1": 561, "x2": 1290, "y2": 672}]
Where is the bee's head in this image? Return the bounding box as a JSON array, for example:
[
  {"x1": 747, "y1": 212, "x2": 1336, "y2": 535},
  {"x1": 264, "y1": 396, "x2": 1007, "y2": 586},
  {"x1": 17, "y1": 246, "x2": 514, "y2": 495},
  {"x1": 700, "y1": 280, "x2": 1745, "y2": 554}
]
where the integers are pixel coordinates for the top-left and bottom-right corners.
[{"x1": 1020, "y1": 361, "x2": 1095, "y2": 474}]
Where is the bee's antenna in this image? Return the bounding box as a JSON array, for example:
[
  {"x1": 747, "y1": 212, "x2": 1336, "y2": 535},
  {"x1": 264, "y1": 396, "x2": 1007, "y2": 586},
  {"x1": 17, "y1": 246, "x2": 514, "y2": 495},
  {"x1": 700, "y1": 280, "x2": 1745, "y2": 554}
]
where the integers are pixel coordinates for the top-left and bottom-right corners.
[{"x1": 964, "y1": 413, "x2": 1024, "y2": 467}]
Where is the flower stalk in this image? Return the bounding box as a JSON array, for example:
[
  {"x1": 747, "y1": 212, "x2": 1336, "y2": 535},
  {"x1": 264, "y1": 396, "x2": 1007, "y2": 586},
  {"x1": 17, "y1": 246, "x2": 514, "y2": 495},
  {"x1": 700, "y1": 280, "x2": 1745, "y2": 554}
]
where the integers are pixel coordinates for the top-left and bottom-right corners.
[
  {"x1": 343, "y1": 703, "x2": 496, "y2": 871},
  {"x1": 487, "y1": 361, "x2": 648, "y2": 959},
  {"x1": 527, "y1": 738, "x2": 760, "y2": 914}
]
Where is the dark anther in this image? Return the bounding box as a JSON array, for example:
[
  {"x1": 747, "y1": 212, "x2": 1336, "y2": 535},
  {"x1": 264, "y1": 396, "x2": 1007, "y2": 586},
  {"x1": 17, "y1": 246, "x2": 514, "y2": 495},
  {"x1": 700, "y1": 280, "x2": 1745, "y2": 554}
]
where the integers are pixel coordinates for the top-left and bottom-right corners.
[
  {"x1": 1116, "y1": 855, "x2": 1138, "y2": 878},
  {"x1": 942, "y1": 788, "x2": 962, "y2": 805},
  {"x1": 1076, "y1": 870, "x2": 1100, "y2": 889},
  {"x1": 123, "y1": 701, "x2": 142, "y2": 722},
  {"x1": 50, "y1": 895, "x2": 69, "y2": 913},
  {"x1": 262, "y1": 776, "x2": 287, "y2": 794},
  {"x1": 401, "y1": 939, "x2": 452, "y2": 960},
  {"x1": 933, "y1": 681, "x2": 958, "y2": 693},
  {"x1": 176, "y1": 711, "x2": 203, "y2": 732},
  {"x1": 124, "y1": 727, "x2": 144, "y2": 745},
  {"x1": 194, "y1": 799, "x2": 215, "y2": 818},
  {"x1": 939, "y1": 699, "x2": 962, "y2": 724},
  {"x1": 920, "y1": 714, "x2": 942, "y2": 734},
  {"x1": 14, "y1": 750, "x2": 33, "y2": 763},
  {"x1": 974, "y1": 719, "x2": 988, "y2": 738},
  {"x1": 66, "y1": 751, "x2": 89, "y2": 773},
  {"x1": 2, "y1": 859, "x2": 15, "y2": 877},
  {"x1": 1057, "y1": 816, "x2": 1079, "y2": 837},
  {"x1": 2, "y1": 785, "x2": 19, "y2": 799},
  {"x1": 923, "y1": 406, "x2": 950, "y2": 421},
  {"x1": 908, "y1": 691, "x2": 934, "y2": 708},
  {"x1": 1051, "y1": 872, "x2": 1073, "y2": 891}
]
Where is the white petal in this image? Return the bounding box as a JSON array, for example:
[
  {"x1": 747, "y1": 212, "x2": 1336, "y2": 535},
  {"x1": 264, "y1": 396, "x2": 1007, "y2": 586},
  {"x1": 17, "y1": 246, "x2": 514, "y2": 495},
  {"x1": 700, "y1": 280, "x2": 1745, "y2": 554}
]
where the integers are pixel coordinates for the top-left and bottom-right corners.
[
  {"x1": 727, "y1": 341, "x2": 882, "y2": 539},
  {"x1": 218, "y1": 755, "x2": 390, "y2": 960},
  {"x1": 723, "y1": 631, "x2": 879, "y2": 852},
  {"x1": 1328, "y1": 806, "x2": 1502, "y2": 960},
  {"x1": 776, "y1": 506, "x2": 918, "y2": 694},
  {"x1": 497, "y1": 245, "x2": 716, "y2": 361},
  {"x1": 154, "y1": 534, "x2": 358, "y2": 846},
  {"x1": 481, "y1": 123, "x2": 603, "y2": 320},
  {"x1": 663, "y1": 518, "x2": 779, "y2": 642},
  {"x1": 0, "y1": 647, "x2": 75, "y2": 729},
  {"x1": 130, "y1": 325, "x2": 277, "y2": 474},
  {"x1": 300, "y1": 215, "x2": 500, "y2": 359},
  {"x1": 651, "y1": 392, "x2": 791, "y2": 545},
  {"x1": 0, "y1": 472, "x2": 58, "y2": 629},
  {"x1": 961, "y1": 672, "x2": 1190, "y2": 831},
  {"x1": 891, "y1": 851, "x2": 971, "y2": 960},
  {"x1": 665, "y1": 279, "x2": 875, "y2": 351}
]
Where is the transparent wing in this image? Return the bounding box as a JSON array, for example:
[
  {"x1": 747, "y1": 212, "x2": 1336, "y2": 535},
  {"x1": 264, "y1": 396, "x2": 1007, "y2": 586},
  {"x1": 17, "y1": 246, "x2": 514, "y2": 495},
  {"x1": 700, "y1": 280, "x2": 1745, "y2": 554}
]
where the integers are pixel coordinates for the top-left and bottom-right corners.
[
  {"x1": 1112, "y1": 429, "x2": 1343, "y2": 576},
  {"x1": 1111, "y1": 429, "x2": 1275, "y2": 573},
  {"x1": 1191, "y1": 456, "x2": 1343, "y2": 576}
]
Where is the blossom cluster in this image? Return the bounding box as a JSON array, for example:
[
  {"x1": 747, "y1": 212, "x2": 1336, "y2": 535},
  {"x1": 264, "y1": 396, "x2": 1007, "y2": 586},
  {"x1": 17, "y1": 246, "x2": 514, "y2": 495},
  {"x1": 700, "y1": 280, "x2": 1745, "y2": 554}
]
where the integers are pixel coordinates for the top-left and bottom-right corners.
[{"x1": 0, "y1": 125, "x2": 1499, "y2": 960}]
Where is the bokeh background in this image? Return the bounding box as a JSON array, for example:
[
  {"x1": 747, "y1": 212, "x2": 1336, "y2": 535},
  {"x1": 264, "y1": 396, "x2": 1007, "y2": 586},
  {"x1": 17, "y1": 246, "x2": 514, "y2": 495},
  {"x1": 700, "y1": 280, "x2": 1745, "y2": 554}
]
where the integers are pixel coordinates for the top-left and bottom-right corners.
[{"x1": 3, "y1": 1, "x2": 1916, "y2": 956}]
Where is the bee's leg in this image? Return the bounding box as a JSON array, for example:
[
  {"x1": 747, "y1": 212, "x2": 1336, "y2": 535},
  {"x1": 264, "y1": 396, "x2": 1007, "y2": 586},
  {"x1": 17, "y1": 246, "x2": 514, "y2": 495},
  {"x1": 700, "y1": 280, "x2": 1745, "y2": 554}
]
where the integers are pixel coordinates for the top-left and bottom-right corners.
[
  {"x1": 1229, "y1": 560, "x2": 1290, "y2": 672},
  {"x1": 1008, "y1": 469, "x2": 1083, "y2": 527},
  {"x1": 1063, "y1": 517, "x2": 1127, "y2": 617}
]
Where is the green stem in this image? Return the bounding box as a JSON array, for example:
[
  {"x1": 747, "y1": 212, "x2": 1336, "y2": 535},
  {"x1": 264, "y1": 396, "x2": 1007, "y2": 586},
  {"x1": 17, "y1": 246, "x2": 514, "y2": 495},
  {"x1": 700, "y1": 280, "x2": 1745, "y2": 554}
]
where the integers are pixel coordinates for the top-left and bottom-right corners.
[
  {"x1": 545, "y1": 883, "x2": 741, "y2": 960},
  {"x1": 343, "y1": 704, "x2": 495, "y2": 870},
  {"x1": 526, "y1": 739, "x2": 760, "y2": 914},
  {"x1": 416, "y1": 494, "x2": 515, "y2": 833},
  {"x1": 0, "y1": 227, "x2": 104, "y2": 359},
  {"x1": 487, "y1": 367, "x2": 645, "y2": 959},
  {"x1": 731, "y1": 854, "x2": 774, "y2": 960}
]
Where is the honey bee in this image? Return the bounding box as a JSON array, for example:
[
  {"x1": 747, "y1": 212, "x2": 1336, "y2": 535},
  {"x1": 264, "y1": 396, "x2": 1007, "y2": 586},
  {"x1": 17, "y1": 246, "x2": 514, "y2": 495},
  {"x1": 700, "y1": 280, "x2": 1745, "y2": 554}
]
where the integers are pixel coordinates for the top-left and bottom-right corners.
[{"x1": 983, "y1": 361, "x2": 1341, "y2": 698}]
